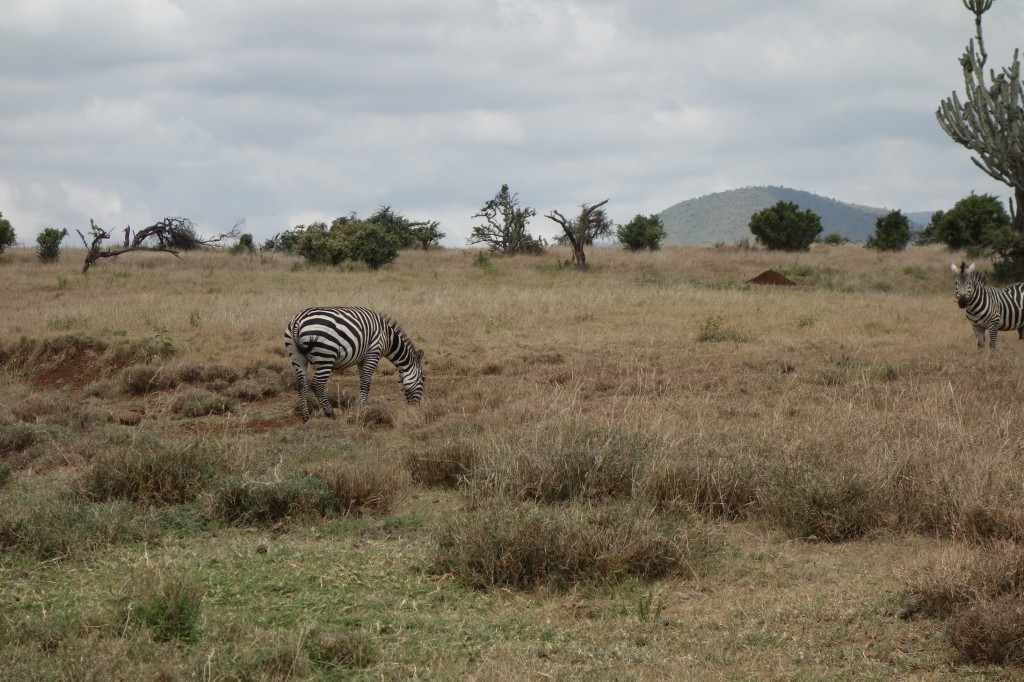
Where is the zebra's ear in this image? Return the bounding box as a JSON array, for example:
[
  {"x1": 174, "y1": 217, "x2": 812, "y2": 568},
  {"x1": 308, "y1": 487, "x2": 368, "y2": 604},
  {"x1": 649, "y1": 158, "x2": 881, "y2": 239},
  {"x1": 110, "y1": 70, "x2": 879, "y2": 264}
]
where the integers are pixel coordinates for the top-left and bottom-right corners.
[
  {"x1": 967, "y1": 262, "x2": 975, "y2": 274},
  {"x1": 951, "y1": 262, "x2": 960, "y2": 274}
]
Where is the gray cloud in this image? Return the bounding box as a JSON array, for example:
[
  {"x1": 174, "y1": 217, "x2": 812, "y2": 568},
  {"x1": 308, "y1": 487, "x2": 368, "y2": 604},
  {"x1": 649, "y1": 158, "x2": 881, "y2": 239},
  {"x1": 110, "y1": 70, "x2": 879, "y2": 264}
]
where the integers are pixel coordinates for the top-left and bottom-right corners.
[{"x1": 1, "y1": 0, "x2": 1020, "y2": 245}]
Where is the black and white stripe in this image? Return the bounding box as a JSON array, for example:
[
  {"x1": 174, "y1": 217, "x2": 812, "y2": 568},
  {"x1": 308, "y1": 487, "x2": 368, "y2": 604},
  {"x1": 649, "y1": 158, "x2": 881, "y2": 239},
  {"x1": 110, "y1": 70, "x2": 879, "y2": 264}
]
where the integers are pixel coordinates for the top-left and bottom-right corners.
[
  {"x1": 285, "y1": 306, "x2": 425, "y2": 421},
  {"x1": 951, "y1": 261, "x2": 1024, "y2": 349}
]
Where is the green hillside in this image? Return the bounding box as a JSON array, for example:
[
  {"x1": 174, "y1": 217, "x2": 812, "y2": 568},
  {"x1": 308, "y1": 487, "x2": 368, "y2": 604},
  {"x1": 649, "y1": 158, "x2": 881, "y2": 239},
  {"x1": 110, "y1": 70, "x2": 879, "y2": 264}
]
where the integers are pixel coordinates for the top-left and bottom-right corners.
[{"x1": 657, "y1": 186, "x2": 925, "y2": 245}]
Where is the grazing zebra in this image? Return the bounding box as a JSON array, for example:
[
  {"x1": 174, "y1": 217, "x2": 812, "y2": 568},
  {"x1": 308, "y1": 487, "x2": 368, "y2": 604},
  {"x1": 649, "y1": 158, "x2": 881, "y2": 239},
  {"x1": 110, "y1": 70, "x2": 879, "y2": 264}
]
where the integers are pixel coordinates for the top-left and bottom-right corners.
[
  {"x1": 284, "y1": 306, "x2": 425, "y2": 421},
  {"x1": 951, "y1": 261, "x2": 1024, "y2": 349}
]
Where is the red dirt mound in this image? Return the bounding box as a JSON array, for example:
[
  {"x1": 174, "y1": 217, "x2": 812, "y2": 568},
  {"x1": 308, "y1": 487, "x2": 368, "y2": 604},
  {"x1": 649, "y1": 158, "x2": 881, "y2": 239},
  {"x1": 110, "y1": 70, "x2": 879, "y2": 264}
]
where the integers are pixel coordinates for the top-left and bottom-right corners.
[{"x1": 747, "y1": 270, "x2": 797, "y2": 286}]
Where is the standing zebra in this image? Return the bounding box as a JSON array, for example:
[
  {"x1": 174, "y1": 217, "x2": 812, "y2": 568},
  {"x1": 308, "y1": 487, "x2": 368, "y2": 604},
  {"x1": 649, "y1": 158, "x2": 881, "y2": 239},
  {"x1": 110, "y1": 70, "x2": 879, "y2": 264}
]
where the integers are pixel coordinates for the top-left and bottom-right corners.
[
  {"x1": 951, "y1": 261, "x2": 1024, "y2": 349},
  {"x1": 284, "y1": 306, "x2": 425, "y2": 421}
]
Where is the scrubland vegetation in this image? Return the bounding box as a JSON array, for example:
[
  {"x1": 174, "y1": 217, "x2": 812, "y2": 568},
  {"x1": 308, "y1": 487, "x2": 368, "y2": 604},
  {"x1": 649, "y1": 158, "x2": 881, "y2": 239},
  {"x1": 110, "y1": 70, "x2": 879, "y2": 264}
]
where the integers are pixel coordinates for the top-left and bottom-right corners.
[{"x1": 3, "y1": 243, "x2": 1024, "y2": 679}]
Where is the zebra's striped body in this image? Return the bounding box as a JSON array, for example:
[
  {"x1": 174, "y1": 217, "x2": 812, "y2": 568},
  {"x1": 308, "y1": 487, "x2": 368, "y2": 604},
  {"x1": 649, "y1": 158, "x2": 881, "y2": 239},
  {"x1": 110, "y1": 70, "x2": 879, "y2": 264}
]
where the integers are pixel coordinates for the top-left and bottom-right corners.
[
  {"x1": 284, "y1": 306, "x2": 425, "y2": 421},
  {"x1": 951, "y1": 261, "x2": 1024, "y2": 349}
]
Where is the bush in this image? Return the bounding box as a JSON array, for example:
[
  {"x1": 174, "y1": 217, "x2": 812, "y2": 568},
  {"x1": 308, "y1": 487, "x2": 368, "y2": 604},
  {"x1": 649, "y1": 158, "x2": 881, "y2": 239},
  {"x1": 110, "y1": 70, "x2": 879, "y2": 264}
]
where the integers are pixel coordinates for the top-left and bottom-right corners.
[
  {"x1": 230, "y1": 233, "x2": 256, "y2": 255},
  {"x1": 865, "y1": 210, "x2": 912, "y2": 251},
  {"x1": 818, "y1": 232, "x2": 850, "y2": 245},
  {"x1": 765, "y1": 467, "x2": 889, "y2": 541},
  {"x1": 36, "y1": 227, "x2": 68, "y2": 263},
  {"x1": 617, "y1": 214, "x2": 666, "y2": 251},
  {"x1": 0, "y1": 501, "x2": 150, "y2": 560},
  {"x1": 0, "y1": 211, "x2": 15, "y2": 254},
  {"x1": 294, "y1": 217, "x2": 400, "y2": 269},
  {"x1": 749, "y1": 201, "x2": 822, "y2": 251}
]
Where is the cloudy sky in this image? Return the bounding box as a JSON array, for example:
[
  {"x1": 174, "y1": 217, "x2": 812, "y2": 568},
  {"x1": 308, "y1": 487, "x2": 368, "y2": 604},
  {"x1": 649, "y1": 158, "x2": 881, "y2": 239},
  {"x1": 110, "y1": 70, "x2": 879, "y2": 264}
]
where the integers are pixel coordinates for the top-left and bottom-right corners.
[{"x1": 1, "y1": 0, "x2": 1020, "y2": 247}]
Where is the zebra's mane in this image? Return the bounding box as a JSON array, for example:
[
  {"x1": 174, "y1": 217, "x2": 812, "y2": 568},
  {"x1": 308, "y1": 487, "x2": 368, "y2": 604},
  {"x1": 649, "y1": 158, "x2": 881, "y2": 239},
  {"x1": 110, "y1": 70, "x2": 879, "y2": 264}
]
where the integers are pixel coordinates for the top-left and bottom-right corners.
[{"x1": 382, "y1": 313, "x2": 420, "y2": 355}]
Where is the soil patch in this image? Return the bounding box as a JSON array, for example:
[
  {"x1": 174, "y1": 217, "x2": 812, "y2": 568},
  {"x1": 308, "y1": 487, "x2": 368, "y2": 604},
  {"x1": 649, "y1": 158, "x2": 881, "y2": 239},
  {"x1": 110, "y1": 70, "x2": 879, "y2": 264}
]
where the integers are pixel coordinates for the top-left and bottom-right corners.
[{"x1": 33, "y1": 349, "x2": 106, "y2": 390}]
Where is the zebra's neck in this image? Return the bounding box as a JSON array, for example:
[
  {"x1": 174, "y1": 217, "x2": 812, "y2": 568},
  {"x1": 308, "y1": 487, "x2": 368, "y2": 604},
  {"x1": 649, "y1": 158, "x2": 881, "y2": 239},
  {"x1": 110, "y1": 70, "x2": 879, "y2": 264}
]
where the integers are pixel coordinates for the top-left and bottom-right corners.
[{"x1": 383, "y1": 322, "x2": 418, "y2": 368}]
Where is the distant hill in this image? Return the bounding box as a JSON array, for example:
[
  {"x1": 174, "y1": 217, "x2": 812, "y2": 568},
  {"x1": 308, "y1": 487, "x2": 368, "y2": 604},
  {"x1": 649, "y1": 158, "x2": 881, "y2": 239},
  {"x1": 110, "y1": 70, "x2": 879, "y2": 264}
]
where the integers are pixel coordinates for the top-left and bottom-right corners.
[{"x1": 657, "y1": 186, "x2": 930, "y2": 245}]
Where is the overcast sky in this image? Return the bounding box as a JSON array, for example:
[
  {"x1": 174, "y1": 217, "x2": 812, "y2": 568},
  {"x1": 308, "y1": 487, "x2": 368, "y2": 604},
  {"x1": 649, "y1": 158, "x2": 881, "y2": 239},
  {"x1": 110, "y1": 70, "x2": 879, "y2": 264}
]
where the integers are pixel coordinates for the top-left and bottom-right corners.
[{"x1": 2, "y1": 0, "x2": 1021, "y2": 247}]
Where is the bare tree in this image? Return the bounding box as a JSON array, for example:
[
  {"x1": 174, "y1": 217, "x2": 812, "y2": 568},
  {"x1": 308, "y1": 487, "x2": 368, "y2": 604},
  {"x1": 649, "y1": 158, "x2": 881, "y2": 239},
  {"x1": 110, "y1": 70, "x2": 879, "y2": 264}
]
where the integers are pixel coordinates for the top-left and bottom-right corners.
[
  {"x1": 77, "y1": 217, "x2": 242, "y2": 273},
  {"x1": 545, "y1": 199, "x2": 610, "y2": 269},
  {"x1": 936, "y1": 0, "x2": 1024, "y2": 235}
]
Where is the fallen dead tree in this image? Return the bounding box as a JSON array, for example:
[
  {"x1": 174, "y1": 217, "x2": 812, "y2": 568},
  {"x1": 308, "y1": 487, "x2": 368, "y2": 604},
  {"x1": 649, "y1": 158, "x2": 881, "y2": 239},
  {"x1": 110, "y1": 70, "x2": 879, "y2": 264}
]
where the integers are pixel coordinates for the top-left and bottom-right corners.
[{"x1": 77, "y1": 217, "x2": 241, "y2": 273}]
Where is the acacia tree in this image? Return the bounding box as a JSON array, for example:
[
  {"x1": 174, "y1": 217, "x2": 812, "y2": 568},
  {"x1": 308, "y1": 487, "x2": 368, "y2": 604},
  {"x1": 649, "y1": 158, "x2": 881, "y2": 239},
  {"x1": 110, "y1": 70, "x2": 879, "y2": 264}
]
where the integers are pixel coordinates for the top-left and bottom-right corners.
[
  {"x1": 468, "y1": 184, "x2": 545, "y2": 255},
  {"x1": 545, "y1": 199, "x2": 610, "y2": 269},
  {"x1": 936, "y1": 0, "x2": 1024, "y2": 263}
]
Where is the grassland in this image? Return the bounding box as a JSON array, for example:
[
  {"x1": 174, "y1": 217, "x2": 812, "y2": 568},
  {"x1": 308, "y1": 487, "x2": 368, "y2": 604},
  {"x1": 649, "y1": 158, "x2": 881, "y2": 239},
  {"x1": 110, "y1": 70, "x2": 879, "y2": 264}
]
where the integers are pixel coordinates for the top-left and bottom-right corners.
[{"x1": 2, "y1": 243, "x2": 1024, "y2": 679}]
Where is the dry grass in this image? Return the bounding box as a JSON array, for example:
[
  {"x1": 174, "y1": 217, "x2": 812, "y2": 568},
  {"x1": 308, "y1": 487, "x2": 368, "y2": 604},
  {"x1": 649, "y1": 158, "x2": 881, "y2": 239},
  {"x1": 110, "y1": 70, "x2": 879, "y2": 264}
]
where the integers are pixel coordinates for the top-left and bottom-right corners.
[{"x1": 3, "y1": 242, "x2": 1024, "y2": 677}]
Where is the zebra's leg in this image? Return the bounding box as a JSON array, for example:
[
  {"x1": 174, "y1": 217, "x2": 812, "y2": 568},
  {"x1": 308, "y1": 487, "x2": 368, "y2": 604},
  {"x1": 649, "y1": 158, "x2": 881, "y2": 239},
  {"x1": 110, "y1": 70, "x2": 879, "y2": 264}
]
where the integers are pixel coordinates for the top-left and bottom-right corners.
[
  {"x1": 973, "y1": 324, "x2": 986, "y2": 349},
  {"x1": 287, "y1": 348, "x2": 313, "y2": 422},
  {"x1": 357, "y1": 353, "x2": 381, "y2": 405},
  {"x1": 1018, "y1": 327, "x2": 1024, "y2": 340},
  {"x1": 990, "y1": 326, "x2": 999, "y2": 350},
  {"x1": 309, "y1": 362, "x2": 337, "y2": 419}
]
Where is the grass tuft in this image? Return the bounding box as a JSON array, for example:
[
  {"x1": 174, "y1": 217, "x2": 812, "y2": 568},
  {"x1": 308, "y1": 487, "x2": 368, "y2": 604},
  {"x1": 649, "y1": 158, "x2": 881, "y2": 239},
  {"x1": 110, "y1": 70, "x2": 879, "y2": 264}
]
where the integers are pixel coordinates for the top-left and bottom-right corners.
[
  {"x1": 121, "y1": 574, "x2": 205, "y2": 643},
  {"x1": 431, "y1": 501, "x2": 716, "y2": 590}
]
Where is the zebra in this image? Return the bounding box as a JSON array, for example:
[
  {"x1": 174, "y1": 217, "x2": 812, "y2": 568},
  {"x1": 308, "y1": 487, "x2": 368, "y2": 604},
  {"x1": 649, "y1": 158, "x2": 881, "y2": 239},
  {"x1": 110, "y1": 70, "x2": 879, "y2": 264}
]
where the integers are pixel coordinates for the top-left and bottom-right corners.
[
  {"x1": 284, "y1": 306, "x2": 425, "y2": 421},
  {"x1": 951, "y1": 261, "x2": 1024, "y2": 349}
]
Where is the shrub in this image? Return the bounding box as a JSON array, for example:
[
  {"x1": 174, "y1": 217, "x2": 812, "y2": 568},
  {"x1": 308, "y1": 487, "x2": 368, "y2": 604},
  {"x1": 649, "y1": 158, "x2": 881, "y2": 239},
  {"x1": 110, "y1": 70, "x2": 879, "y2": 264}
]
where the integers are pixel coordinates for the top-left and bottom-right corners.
[
  {"x1": 36, "y1": 227, "x2": 68, "y2": 263},
  {"x1": 230, "y1": 233, "x2": 256, "y2": 255},
  {"x1": 617, "y1": 214, "x2": 666, "y2": 251},
  {"x1": 0, "y1": 463, "x2": 11, "y2": 490},
  {"x1": 748, "y1": 201, "x2": 822, "y2": 251}
]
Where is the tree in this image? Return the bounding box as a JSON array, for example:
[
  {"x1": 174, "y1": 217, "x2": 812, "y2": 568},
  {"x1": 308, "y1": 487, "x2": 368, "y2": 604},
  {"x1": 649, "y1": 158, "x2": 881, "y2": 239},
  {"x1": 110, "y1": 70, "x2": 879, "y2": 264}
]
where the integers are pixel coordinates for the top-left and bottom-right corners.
[
  {"x1": 545, "y1": 199, "x2": 610, "y2": 269},
  {"x1": 930, "y1": 193, "x2": 1010, "y2": 250},
  {"x1": 616, "y1": 214, "x2": 666, "y2": 251},
  {"x1": 77, "y1": 217, "x2": 241, "y2": 273},
  {"x1": 936, "y1": 0, "x2": 1024, "y2": 261},
  {"x1": 37, "y1": 227, "x2": 67, "y2": 263},
  {"x1": 748, "y1": 201, "x2": 822, "y2": 251},
  {"x1": 865, "y1": 210, "x2": 912, "y2": 251},
  {"x1": 410, "y1": 220, "x2": 445, "y2": 250},
  {"x1": 468, "y1": 184, "x2": 545, "y2": 255},
  {"x1": 0, "y1": 212, "x2": 15, "y2": 255}
]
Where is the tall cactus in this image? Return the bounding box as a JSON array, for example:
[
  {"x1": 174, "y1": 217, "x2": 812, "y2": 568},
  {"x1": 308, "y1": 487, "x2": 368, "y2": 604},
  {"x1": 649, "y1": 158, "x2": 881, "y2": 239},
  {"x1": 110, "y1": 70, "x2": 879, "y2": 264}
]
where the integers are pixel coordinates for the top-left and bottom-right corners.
[{"x1": 936, "y1": 0, "x2": 1024, "y2": 235}]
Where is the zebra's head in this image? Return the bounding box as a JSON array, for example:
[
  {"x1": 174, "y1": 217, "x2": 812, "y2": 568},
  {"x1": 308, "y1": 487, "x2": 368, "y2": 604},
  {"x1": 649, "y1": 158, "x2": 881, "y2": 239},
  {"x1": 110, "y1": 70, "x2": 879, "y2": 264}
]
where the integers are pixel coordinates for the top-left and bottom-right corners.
[
  {"x1": 951, "y1": 261, "x2": 979, "y2": 309},
  {"x1": 398, "y1": 348, "x2": 425, "y2": 404}
]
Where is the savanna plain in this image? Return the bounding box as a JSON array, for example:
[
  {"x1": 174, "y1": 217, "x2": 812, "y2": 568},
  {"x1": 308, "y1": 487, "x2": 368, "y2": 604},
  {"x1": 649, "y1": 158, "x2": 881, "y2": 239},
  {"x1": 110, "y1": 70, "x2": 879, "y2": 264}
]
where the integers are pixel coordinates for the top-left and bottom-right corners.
[{"x1": 4, "y1": 243, "x2": 1024, "y2": 680}]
